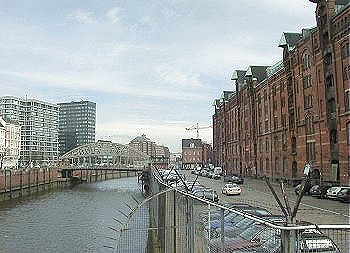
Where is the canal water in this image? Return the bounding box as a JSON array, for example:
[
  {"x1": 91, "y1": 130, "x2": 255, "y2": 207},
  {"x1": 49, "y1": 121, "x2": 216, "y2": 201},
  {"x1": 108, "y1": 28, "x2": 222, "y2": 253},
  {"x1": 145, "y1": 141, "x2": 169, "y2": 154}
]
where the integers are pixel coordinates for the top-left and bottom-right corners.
[{"x1": 0, "y1": 177, "x2": 147, "y2": 253}]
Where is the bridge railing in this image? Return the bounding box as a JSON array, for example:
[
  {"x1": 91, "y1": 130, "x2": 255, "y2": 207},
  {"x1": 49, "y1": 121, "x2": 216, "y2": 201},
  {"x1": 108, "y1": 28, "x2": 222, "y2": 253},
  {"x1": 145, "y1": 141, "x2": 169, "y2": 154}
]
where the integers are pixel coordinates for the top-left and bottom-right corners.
[{"x1": 115, "y1": 167, "x2": 350, "y2": 253}]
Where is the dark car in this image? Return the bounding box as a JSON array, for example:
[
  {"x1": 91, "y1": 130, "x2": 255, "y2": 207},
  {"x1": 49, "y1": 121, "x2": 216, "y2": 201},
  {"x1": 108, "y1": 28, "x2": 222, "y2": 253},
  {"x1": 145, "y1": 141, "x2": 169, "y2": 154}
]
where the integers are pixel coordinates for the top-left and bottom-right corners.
[
  {"x1": 193, "y1": 188, "x2": 219, "y2": 203},
  {"x1": 337, "y1": 188, "x2": 350, "y2": 202},
  {"x1": 309, "y1": 185, "x2": 332, "y2": 198},
  {"x1": 294, "y1": 182, "x2": 313, "y2": 196},
  {"x1": 224, "y1": 175, "x2": 244, "y2": 184},
  {"x1": 210, "y1": 224, "x2": 278, "y2": 252}
]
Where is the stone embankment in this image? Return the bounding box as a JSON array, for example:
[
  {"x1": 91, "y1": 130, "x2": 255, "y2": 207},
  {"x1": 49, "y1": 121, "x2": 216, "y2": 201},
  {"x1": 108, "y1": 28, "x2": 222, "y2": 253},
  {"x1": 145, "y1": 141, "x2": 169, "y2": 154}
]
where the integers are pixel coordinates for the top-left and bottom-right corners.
[{"x1": 0, "y1": 168, "x2": 137, "y2": 202}]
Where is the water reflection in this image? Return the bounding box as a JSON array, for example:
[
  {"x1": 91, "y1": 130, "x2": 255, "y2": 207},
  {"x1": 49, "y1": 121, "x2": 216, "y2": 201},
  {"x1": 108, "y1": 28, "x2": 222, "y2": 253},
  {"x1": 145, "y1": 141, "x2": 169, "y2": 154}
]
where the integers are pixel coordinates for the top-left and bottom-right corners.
[{"x1": 0, "y1": 177, "x2": 147, "y2": 253}]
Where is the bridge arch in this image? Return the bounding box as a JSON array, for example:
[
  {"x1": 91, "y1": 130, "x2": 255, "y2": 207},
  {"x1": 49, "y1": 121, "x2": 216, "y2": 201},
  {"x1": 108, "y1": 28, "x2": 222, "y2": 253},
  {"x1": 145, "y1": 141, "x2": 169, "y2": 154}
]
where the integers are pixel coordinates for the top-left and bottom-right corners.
[{"x1": 60, "y1": 140, "x2": 149, "y2": 168}]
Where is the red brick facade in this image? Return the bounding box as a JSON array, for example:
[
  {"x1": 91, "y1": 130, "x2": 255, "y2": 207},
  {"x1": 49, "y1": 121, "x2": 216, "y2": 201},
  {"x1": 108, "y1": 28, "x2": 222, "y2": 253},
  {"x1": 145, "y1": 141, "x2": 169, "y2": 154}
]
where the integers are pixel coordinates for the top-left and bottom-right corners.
[
  {"x1": 182, "y1": 139, "x2": 213, "y2": 169},
  {"x1": 213, "y1": 1, "x2": 349, "y2": 185}
]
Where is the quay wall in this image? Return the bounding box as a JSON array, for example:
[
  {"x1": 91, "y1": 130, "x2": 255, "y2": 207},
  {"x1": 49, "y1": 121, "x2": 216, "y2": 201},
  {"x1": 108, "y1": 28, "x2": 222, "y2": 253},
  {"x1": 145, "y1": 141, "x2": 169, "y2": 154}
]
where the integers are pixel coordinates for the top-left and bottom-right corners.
[{"x1": 0, "y1": 169, "x2": 137, "y2": 202}]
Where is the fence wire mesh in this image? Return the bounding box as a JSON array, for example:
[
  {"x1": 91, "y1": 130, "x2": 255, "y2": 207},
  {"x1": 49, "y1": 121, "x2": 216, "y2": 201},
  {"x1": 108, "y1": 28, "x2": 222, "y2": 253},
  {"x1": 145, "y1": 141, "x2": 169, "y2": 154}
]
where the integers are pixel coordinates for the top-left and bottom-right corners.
[{"x1": 114, "y1": 169, "x2": 350, "y2": 253}]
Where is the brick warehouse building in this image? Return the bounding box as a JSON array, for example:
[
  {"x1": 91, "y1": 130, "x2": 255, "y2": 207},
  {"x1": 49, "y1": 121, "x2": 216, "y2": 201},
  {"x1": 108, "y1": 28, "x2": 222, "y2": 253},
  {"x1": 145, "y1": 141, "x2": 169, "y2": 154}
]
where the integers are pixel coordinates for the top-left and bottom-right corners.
[
  {"x1": 213, "y1": 0, "x2": 349, "y2": 184},
  {"x1": 182, "y1": 138, "x2": 213, "y2": 169}
]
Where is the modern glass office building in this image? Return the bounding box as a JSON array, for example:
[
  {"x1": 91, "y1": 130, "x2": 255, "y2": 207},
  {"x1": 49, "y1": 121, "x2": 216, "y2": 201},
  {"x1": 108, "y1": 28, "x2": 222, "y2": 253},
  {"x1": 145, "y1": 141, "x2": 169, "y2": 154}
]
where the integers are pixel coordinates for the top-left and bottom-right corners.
[{"x1": 58, "y1": 101, "x2": 96, "y2": 155}]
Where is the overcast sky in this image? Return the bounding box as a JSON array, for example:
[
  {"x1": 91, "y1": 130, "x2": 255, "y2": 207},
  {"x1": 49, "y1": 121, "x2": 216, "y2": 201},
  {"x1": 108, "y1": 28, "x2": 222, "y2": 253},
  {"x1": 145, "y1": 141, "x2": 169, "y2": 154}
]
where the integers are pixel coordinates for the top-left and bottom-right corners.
[{"x1": 0, "y1": 0, "x2": 317, "y2": 152}]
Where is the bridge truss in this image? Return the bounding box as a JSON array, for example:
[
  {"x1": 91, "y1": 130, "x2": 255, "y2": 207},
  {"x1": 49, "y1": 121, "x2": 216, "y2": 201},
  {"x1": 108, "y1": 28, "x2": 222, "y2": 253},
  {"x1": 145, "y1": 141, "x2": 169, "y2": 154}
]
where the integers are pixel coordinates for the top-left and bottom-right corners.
[{"x1": 60, "y1": 141, "x2": 149, "y2": 168}]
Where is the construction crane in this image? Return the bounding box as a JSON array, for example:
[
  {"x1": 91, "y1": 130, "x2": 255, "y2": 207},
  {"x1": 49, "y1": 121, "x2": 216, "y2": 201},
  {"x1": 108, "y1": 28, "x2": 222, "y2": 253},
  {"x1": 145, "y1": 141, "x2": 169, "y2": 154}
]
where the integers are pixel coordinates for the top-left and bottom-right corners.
[{"x1": 185, "y1": 123, "x2": 212, "y2": 139}]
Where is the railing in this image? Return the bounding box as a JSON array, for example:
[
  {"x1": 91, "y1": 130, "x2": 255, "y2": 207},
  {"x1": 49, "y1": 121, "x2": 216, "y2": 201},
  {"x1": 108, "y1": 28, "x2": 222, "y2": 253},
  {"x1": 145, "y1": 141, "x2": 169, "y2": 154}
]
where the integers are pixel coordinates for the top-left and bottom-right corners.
[{"x1": 114, "y1": 167, "x2": 350, "y2": 252}]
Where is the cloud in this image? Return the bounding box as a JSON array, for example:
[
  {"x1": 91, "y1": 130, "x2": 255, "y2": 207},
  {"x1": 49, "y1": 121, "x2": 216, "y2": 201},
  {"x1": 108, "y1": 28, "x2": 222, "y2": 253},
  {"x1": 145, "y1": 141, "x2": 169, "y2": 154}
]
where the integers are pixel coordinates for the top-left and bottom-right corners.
[
  {"x1": 96, "y1": 119, "x2": 212, "y2": 151},
  {"x1": 69, "y1": 8, "x2": 96, "y2": 24},
  {"x1": 154, "y1": 64, "x2": 203, "y2": 88},
  {"x1": 0, "y1": 69, "x2": 208, "y2": 102},
  {"x1": 106, "y1": 7, "x2": 123, "y2": 24}
]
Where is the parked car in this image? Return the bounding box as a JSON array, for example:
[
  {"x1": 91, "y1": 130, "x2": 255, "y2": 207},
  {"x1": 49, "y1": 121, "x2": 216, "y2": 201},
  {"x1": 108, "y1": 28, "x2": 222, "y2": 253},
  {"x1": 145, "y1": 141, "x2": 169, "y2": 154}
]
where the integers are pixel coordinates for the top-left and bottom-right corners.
[
  {"x1": 192, "y1": 188, "x2": 219, "y2": 203},
  {"x1": 213, "y1": 167, "x2": 222, "y2": 175},
  {"x1": 294, "y1": 182, "x2": 313, "y2": 196},
  {"x1": 309, "y1": 185, "x2": 332, "y2": 198},
  {"x1": 212, "y1": 173, "x2": 221, "y2": 180},
  {"x1": 224, "y1": 175, "x2": 244, "y2": 184},
  {"x1": 336, "y1": 187, "x2": 350, "y2": 202},
  {"x1": 222, "y1": 183, "x2": 242, "y2": 195},
  {"x1": 231, "y1": 230, "x2": 341, "y2": 253},
  {"x1": 299, "y1": 230, "x2": 341, "y2": 252},
  {"x1": 326, "y1": 186, "x2": 344, "y2": 199}
]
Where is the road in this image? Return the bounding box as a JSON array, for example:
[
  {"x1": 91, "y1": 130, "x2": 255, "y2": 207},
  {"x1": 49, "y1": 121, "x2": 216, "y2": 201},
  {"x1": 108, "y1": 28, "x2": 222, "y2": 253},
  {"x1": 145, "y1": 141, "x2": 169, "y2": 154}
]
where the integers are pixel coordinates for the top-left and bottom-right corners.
[{"x1": 183, "y1": 170, "x2": 349, "y2": 225}]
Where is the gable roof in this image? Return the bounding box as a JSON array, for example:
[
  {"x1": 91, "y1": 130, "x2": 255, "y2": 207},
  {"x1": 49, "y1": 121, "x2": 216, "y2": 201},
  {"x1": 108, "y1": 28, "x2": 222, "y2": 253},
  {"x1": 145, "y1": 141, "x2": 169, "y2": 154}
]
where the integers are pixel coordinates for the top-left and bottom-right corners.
[
  {"x1": 182, "y1": 139, "x2": 202, "y2": 148},
  {"x1": 245, "y1": 66, "x2": 269, "y2": 83},
  {"x1": 278, "y1": 32, "x2": 302, "y2": 50}
]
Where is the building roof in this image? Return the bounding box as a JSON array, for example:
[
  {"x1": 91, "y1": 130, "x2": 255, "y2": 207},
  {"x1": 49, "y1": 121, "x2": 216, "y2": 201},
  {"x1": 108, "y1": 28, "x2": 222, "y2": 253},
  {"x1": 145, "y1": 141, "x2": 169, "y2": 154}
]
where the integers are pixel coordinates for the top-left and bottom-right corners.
[
  {"x1": 278, "y1": 32, "x2": 302, "y2": 50},
  {"x1": 58, "y1": 100, "x2": 96, "y2": 106},
  {"x1": 245, "y1": 66, "x2": 269, "y2": 82},
  {"x1": 231, "y1": 70, "x2": 246, "y2": 82},
  {"x1": 266, "y1": 59, "x2": 284, "y2": 78},
  {"x1": 220, "y1": 90, "x2": 234, "y2": 102},
  {"x1": 130, "y1": 134, "x2": 153, "y2": 143},
  {"x1": 182, "y1": 139, "x2": 203, "y2": 148}
]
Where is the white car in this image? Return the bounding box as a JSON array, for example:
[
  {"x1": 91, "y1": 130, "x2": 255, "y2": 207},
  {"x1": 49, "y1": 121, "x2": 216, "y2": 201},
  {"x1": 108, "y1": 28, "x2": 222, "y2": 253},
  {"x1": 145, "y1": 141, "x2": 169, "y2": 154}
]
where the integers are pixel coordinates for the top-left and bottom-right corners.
[
  {"x1": 221, "y1": 183, "x2": 241, "y2": 195},
  {"x1": 326, "y1": 186, "x2": 342, "y2": 199}
]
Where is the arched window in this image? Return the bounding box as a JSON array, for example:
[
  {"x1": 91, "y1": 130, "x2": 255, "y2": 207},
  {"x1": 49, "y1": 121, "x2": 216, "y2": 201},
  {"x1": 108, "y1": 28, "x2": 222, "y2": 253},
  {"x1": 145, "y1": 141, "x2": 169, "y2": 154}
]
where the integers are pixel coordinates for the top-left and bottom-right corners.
[
  {"x1": 341, "y1": 41, "x2": 350, "y2": 59},
  {"x1": 302, "y1": 50, "x2": 312, "y2": 70},
  {"x1": 305, "y1": 116, "x2": 314, "y2": 134},
  {"x1": 347, "y1": 122, "x2": 350, "y2": 145}
]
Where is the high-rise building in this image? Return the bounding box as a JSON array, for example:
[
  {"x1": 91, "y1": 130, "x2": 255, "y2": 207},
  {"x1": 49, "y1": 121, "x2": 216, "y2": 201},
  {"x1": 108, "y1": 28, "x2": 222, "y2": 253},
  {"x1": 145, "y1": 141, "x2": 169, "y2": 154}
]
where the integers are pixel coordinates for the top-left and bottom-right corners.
[
  {"x1": 58, "y1": 101, "x2": 96, "y2": 155},
  {"x1": 0, "y1": 96, "x2": 59, "y2": 167}
]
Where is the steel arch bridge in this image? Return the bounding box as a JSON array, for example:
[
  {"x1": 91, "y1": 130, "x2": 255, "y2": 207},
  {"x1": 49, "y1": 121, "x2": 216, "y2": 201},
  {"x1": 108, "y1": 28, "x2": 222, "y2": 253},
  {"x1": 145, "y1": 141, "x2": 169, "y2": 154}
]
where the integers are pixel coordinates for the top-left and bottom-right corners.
[{"x1": 60, "y1": 141, "x2": 149, "y2": 168}]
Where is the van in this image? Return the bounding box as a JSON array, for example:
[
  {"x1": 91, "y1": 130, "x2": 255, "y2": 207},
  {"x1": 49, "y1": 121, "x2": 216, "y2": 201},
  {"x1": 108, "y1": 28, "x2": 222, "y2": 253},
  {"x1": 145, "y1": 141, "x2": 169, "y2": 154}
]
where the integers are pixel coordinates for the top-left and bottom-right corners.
[{"x1": 213, "y1": 167, "x2": 222, "y2": 175}]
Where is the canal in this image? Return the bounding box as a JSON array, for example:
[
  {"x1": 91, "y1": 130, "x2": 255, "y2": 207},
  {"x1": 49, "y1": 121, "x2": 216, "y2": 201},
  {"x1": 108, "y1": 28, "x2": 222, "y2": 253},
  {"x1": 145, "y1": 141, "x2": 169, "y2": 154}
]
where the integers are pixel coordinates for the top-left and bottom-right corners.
[{"x1": 0, "y1": 176, "x2": 147, "y2": 253}]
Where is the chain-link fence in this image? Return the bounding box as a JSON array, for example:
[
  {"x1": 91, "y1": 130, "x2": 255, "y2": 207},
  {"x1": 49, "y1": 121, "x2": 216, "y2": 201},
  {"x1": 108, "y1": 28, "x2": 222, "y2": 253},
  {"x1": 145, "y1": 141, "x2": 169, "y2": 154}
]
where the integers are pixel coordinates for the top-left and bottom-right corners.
[{"x1": 114, "y1": 168, "x2": 350, "y2": 252}]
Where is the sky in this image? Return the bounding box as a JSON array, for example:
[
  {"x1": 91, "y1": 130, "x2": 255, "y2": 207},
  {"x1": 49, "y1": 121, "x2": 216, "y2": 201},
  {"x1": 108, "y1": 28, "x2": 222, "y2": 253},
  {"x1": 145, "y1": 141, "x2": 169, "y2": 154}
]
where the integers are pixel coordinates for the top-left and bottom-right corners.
[{"x1": 0, "y1": 0, "x2": 317, "y2": 153}]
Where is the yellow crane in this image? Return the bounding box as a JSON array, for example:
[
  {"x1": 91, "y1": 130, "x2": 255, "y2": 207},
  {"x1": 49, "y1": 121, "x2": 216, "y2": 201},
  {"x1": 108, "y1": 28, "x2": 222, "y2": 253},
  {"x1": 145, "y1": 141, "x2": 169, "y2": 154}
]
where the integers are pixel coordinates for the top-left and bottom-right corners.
[{"x1": 185, "y1": 123, "x2": 212, "y2": 139}]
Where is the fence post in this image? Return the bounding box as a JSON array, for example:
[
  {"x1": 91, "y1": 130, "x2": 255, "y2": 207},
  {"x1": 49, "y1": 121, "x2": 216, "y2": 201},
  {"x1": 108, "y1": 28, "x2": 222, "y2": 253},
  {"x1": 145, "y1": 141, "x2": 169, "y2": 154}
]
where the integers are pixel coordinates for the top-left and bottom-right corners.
[
  {"x1": 173, "y1": 190, "x2": 176, "y2": 253},
  {"x1": 281, "y1": 229, "x2": 298, "y2": 253},
  {"x1": 9, "y1": 170, "x2": 12, "y2": 199},
  {"x1": 28, "y1": 169, "x2": 31, "y2": 193},
  {"x1": 36, "y1": 169, "x2": 39, "y2": 192},
  {"x1": 189, "y1": 197, "x2": 194, "y2": 253},
  {"x1": 20, "y1": 170, "x2": 23, "y2": 196},
  {"x1": 43, "y1": 168, "x2": 46, "y2": 190},
  {"x1": 4, "y1": 169, "x2": 6, "y2": 194},
  {"x1": 220, "y1": 207, "x2": 225, "y2": 253},
  {"x1": 207, "y1": 203, "x2": 211, "y2": 253}
]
